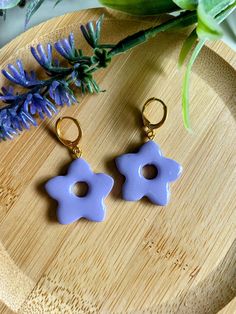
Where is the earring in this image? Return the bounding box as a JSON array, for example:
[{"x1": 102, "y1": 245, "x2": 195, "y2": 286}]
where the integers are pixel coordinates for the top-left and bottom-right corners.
[
  {"x1": 116, "y1": 97, "x2": 182, "y2": 206},
  {"x1": 45, "y1": 117, "x2": 114, "y2": 224}
]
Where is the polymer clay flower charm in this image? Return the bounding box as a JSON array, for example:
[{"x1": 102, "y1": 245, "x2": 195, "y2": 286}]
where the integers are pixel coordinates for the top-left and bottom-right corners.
[
  {"x1": 45, "y1": 116, "x2": 114, "y2": 224},
  {"x1": 116, "y1": 141, "x2": 182, "y2": 205},
  {"x1": 46, "y1": 158, "x2": 113, "y2": 224}
]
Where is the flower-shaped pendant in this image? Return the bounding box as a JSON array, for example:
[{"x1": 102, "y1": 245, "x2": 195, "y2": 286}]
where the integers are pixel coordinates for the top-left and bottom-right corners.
[
  {"x1": 116, "y1": 141, "x2": 182, "y2": 205},
  {"x1": 45, "y1": 158, "x2": 114, "y2": 224}
]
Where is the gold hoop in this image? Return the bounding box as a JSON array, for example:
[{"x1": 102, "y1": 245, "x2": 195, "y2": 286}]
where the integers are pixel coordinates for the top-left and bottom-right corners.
[
  {"x1": 55, "y1": 116, "x2": 82, "y2": 158},
  {"x1": 142, "y1": 97, "x2": 167, "y2": 140}
]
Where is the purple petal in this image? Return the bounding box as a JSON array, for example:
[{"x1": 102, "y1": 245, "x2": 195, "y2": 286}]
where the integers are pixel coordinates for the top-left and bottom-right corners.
[
  {"x1": 8, "y1": 64, "x2": 23, "y2": 81},
  {"x1": 16, "y1": 60, "x2": 25, "y2": 76},
  {"x1": 47, "y1": 43, "x2": 53, "y2": 62},
  {"x1": 31, "y1": 46, "x2": 42, "y2": 66},
  {"x1": 2, "y1": 69, "x2": 19, "y2": 84},
  {"x1": 147, "y1": 182, "x2": 170, "y2": 206},
  {"x1": 62, "y1": 38, "x2": 72, "y2": 56},
  {"x1": 55, "y1": 41, "x2": 68, "y2": 59},
  {"x1": 69, "y1": 33, "x2": 75, "y2": 49},
  {"x1": 37, "y1": 44, "x2": 48, "y2": 65},
  {"x1": 54, "y1": 91, "x2": 62, "y2": 106},
  {"x1": 139, "y1": 140, "x2": 163, "y2": 160},
  {"x1": 160, "y1": 158, "x2": 182, "y2": 182}
]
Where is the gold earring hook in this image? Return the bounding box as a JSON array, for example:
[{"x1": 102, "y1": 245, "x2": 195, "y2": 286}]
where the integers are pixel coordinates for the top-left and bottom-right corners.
[
  {"x1": 55, "y1": 116, "x2": 82, "y2": 158},
  {"x1": 142, "y1": 97, "x2": 167, "y2": 140}
]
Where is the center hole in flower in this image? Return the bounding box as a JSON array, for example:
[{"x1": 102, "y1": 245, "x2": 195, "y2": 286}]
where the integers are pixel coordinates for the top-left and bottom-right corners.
[
  {"x1": 142, "y1": 164, "x2": 158, "y2": 180},
  {"x1": 73, "y1": 182, "x2": 89, "y2": 197}
]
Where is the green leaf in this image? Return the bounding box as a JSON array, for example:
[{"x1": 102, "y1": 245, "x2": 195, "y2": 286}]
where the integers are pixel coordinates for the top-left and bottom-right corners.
[
  {"x1": 0, "y1": 8, "x2": 6, "y2": 19},
  {"x1": 196, "y1": 3, "x2": 223, "y2": 40},
  {"x1": 172, "y1": 0, "x2": 198, "y2": 10},
  {"x1": 0, "y1": 0, "x2": 21, "y2": 9},
  {"x1": 196, "y1": 0, "x2": 236, "y2": 40},
  {"x1": 178, "y1": 29, "x2": 198, "y2": 68},
  {"x1": 215, "y1": 1, "x2": 236, "y2": 21},
  {"x1": 200, "y1": 0, "x2": 236, "y2": 16},
  {"x1": 99, "y1": 0, "x2": 179, "y2": 15},
  {"x1": 54, "y1": 0, "x2": 63, "y2": 7},
  {"x1": 182, "y1": 39, "x2": 206, "y2": 130},
  {"x1": 25, "y1": 0, "x2": 45, "y2": 27},
  {"x1": 182, "y1": 2, "x2": 236, "y2": 129}
]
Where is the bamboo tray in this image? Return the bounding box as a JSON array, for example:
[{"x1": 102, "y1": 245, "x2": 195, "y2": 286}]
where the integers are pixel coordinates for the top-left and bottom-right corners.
[{"x1": 0, "y1": 8, "x2": 235, "y2": 314}]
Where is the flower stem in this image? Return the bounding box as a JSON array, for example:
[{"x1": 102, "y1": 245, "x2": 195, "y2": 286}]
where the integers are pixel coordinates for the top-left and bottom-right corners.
[{"x1": 108, "y1": 11, "x2": 197, "y2": 57}]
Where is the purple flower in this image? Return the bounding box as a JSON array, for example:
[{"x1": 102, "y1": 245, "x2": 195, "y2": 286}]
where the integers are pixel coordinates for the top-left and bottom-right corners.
[
  {"x1": 0, "y1": 106, "x2": 37, "y2": 140},
  {"x1": 0, "y1": 86, "x2": 17, "y2": 102},
  {"x1": 31, "y1": 43, "x2": 68, "y2": 74},
  {"x1": 19, "y1": 110, "x2": 38, "y2": 129},
  {"x1": 49, "y1": 81, "x2": 77, "y2": 106},
  {"x1": 23, "y1": 93, "x2": 58, "y2": 119},
  {"x1": 0, "y1": 109, "x2": 18, "y2": 140},
  {"x1": 116, "y1": 140, "x2": 182, "y2": 205},
  {"x1": 45, "y1": 158, "x2": 114, "y2": 224},
  {"x1": 71, "y1": 70, "x2": 81, "y2": 87},
  {"x1": 31, "y1": 43, "x2": 53, "y2": 69},
  {"x1": 6, "y1": 108, "x2": 22, "y2": 132},
  {"x1": 80, "y1": 15, "x2": 103, "y2": 48},
  {"x1": 54, "y1": 33, "x2": 79, "y2": 61},
  {"x1": 2, "y1": 60, "x2": 41, "y2": 87}
]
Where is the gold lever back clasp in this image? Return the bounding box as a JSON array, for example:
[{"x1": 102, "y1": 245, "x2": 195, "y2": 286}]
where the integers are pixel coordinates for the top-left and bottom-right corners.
[
  {"x1": 56, "y1": 116, "x2": 82, "y2": 158},
  {"x1": 142, "y1": 97, "x2": 167, "y2": 140}
]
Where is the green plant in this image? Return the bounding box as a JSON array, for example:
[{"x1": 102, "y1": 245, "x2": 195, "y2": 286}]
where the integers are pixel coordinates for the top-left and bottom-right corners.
[
  {"x1": 99, "y1": 0, "x2": 236, "y2": 128},
  {"x1": 0, "y1": 14, "x2": 196, "y2": 140},
  {"x1": 0, "y1": 0, "x2": 235, "y2": 135}
]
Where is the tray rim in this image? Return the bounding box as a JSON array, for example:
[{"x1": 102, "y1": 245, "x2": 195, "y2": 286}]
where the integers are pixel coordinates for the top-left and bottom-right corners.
[{"x1": 0, "y1": 8, "x2": 235, "y2": 314}]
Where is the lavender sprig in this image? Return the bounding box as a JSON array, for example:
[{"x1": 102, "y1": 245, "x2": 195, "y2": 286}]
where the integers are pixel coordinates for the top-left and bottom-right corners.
[
  {"x1": 0, "y1": 16, "x2": 110, "y2": 141},
  {"x1": 0, "y1": 12, "x2": 198, "y2": 141}
]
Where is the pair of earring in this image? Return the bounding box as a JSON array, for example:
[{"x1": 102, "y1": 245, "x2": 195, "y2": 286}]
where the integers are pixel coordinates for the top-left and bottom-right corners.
[{"x1": 45, "y1": 97, "x2": 182, "y2": 224}]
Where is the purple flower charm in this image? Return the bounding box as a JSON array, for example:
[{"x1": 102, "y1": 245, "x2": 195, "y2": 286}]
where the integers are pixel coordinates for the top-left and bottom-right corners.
[
  {"x1": 116, "y1": 141, "x2": 182, "y2": 206},
  {"x1": 45, "y1": 158, "x2": 114, "y2": 224}
]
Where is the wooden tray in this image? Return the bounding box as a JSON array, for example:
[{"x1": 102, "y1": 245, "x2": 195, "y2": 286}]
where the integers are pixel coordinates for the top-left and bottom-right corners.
[{"x1": 0, "y1": 8, "x2": 235, "y2": 314}]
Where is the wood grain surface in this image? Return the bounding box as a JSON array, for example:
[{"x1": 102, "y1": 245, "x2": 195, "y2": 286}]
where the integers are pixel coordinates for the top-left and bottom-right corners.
[{"x1": 0, "y1": 8, "x2": 235, "y2": 314}]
